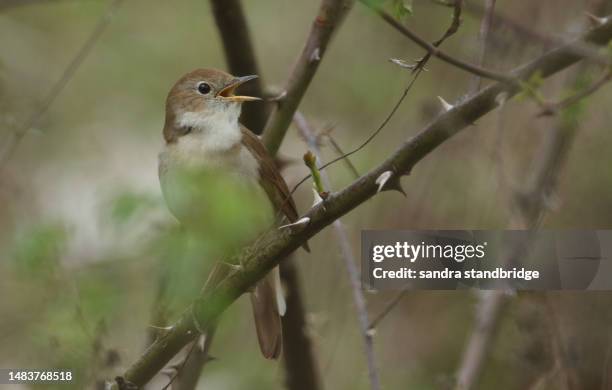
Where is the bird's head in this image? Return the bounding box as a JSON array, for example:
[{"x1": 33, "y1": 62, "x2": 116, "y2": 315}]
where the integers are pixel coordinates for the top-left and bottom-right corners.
[{"x1": 164, "y1": 68, "x2": 260, "y2": 144}]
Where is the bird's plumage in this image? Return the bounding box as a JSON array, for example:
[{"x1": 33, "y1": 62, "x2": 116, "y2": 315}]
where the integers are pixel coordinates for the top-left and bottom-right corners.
[{"x1": 159, "y1": 68, "x2": 301, "y2": 360}]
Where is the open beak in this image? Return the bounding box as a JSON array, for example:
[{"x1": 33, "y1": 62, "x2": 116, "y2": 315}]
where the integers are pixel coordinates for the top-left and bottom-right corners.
[{"x1": 217, "y1": 75, "x2": 261, "y2": 102}]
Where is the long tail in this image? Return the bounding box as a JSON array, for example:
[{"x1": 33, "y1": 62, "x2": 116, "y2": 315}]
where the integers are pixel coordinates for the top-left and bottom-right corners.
[{"x1": 250, "y1": 266, "x2": 284, "y2": 359}]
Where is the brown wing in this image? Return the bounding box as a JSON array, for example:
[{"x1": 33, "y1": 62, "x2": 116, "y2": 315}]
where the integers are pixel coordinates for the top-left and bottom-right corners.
[{"x1": 240, "y1": 125, "x2": 299, "y2": 223}]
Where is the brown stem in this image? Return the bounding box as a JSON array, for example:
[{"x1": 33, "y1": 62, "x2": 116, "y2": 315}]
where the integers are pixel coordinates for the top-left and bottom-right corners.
[
  {"x1": 209, "y1": 0, "x2": 268, "y2": 134},
  {"x1": 262, "y1": 0, "x2": 354, "y2": 155},
  {"x1": 364, "y1": 2, "x2": 515, "y2": 83},
  {"x1": 280, "y1": 260, "x2": 324, "y2": 390},
  {"x1": 112, "y1": 17, "x2": 612, "y2": 388},
  {"x1": 454, "y1": 7, "x2": 612, "y2": 389}
]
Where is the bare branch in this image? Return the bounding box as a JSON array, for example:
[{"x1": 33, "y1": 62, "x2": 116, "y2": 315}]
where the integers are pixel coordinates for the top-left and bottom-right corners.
[
  {"x1": 262, "y1": 0, "x2": 354, "y2": 155},
  {"x1": 112, "y1": 17, "x2": 612, "y2": 388},
  {"x1": 362, "y1": 1, "x2": 515, "y2": 83},
  {"x1": 454, "y1": 8, "x2": 612, "y2": 389},
  {"x1": 464, "y1": 1, "x2": 612, "y2": 67},
  {"x1": 538, "y1": 68, "x2": 612, "y2": 116},
  {"x1": 0, "y1": 0, "x2": 126, "y2": 166},
  {"x1": 454, "y1": 290, "x2": 508, "y2": 390},
  {"x1": 209, "y1": 0, "x2": 268, "y2": 134},
  {"x1": 414, "y1": 0, "x2": 464, "y2": 72},
  {"x1": 472, "y1": 0, "x2": 497, "y2": 90},
  {"x1": 294, "y1": 111, "x2": 380, "y2": 390},
  {"x1": 367, "y1": 291, "x2": 406, "y2": 330},
  {"x1": 280, "y1": 259, "x2": 324, "y2": 390}
]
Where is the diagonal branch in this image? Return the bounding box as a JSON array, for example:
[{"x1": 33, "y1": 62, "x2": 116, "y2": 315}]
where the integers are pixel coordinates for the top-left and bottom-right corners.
[
  {"x1": 295, "y1": 112, "x2": 380, "y2": 390},
  {"x1": 112, "y1": 16, "x2": 612, "y2": 388},
  {"x1": 454, "y1": 6, "x2": 612, "y2": 389},
  {"x1": 362, "y1": 1, "x2": 515, "y2": 83},
  {"x1": 262, "y1": 0, "x2": 354, "y2": 155}
]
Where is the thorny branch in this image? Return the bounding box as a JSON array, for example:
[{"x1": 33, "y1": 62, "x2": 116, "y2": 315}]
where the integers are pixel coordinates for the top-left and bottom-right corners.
[
  {"x1": 294, "y1": 112, "x2": 380, "y2": 390},
  {"x1": 454, "y1": 8, "x2": 612, "y2": 390},
  {"x1": 361, "y1": 0, "x2": 515, "y2": 83},
  {"x1": 262, "y1": 0, "x2": 354, "y2": 155},
  {"x1": 413, "y1": 0, "x2": 464, "y2": 72},
  {"x1": 464, "y1": 1, "x2": 612, "y2": 67},
  {"x1": 111, "y1": 16, "x2": 612, "y2": 389}
]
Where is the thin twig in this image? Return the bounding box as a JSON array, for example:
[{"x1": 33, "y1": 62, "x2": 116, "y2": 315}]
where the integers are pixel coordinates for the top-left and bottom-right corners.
[
  {"x1": 111, "y1": 19, "x2": 612, "y2": 387},
  {"x1": 454, "y1": 10, "x2": 611, "y2": 389},
  {"x1": 0, "y1": 0, "x2": 126, "y2": 166},
  {"x1": 361, "y1": 1, "x2": 515, "y2": 84},
  {"x1": 262, "y1": 0, "x2": 354, "y2": 155},
  {"x1": 289, "y1": 68, "x2": 422, "y2": 195},
  {"x1": 538, "y1": 68, "x2": 612, "y2": 116},
  {"x1": 464, "y1": 1, "x2": 612, "y2": 67},
  {"x1": 294, "y1": 111, "x2": 380, "y2": 390},
  {"x1": 326, "y1": 134, "x2": 360, "y2": 178},
  {"x1": 454, "y1": 290, "x2": 508, "y2": 390},
  {"x1": 473, "y1": 0, "x2": 496, "y2": 91},
  {"x1": 414, "y1": 0, "x2": 464, "y2": 72},
  {"x1": 367, "y1": 291, "x2": 407, "y2": 330}
]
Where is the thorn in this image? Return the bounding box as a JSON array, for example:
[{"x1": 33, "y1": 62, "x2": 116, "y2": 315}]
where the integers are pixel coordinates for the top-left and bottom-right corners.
[
  {"x1": 585, "y1": 12, "x2": 607, "y2": 26},
  {"x1": 375, "y1": 171, "x2": 393, "y2": 193},
  {"x1": 191, "y1": 306, "x2": 206, "y2": 334},
  {"x1": 389, "y1": 58, "x2": 416, "y2": 70},
  {"x1": 312, "y1": 187, "x2": 324, "y2": 207},
  {"x1": 269, "y1": 90, "x2": 287, "y2": 102},
  {"x1": 278, "y1": 217, "x2": 311, "y2": 230},
  {"x1": 114, "y1": 377, "x2": 138, "y2": 390},
  {"x1": 495, "y1": 92, "x2": 508, "y2": 106},
  {"x1": 437, "y1": 96, "x2": 454, "y2": 112},
  {"x1": 206, "y1": 354, "x2": 217, "y2": 362},
  {"x1": 220, "y1": 261, "x2": 243, "y2": 272},
  {"x1": 385, "y1": 178, "x2": 407, "y2": 196},
  {"x1": 160, "y1": 368, "x2": 175, "y2": 377},
  {"x1": 148, "y1": 324, "x2": 174, "y2": 331},
  {"x1": 198, "y1": 335, "x2": 206, "y2": 352},
  {"x1": 310, "y1": 47, "x2": 321, "y2": 62}
]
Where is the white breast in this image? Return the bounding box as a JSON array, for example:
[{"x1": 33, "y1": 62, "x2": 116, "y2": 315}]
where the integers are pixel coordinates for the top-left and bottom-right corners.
[{"x1": 158, "y1": 106, "x2": 273, "y2": 235}]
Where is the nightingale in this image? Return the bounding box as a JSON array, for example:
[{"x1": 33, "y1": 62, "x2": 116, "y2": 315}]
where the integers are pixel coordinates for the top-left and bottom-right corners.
[{"x1": 159, "y1": 68, "x2": 302, "y2": 359}]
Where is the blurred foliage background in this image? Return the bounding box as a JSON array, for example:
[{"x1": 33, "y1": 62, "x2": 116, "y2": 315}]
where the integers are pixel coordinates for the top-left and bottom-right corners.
[{"x1": 1, "y1": 0, "x2": 612, "y2": 389}]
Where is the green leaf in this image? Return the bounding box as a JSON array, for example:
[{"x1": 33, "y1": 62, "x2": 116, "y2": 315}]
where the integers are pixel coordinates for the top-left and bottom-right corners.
[{"x1": 391, "y1": 0, "x2": 413, "y2": 19}]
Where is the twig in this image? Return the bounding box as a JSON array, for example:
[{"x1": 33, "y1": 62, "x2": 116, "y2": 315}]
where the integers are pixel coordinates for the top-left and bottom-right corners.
[
  {"x1": 111, "y1": 18, "x2": 612, "y2": 387},
  {"x1": 209, "y1": 0, "x2": 268, "y2": 134},
  {"x1": 280, "y1": 259, "x2": 324, "y2": 390},
  {"x1": 289, "y1": 67, "x2": 422, "y2": 196},
  {"x1": 361, "y1": 1, "x2": 515, "y2": 84},
  {"x1": 454, "y1": 11, "x2": 611, "y2": 390},
  {"x1": 464, "y1": 1, "x2": 612, "y2": 68},
  {"x1": 262, "y1": 0, "x2": 354, "y2": 155},
  {"x1": 326, "y1": 134, "x2": 360, "y2": 178},
  {"x1": 294, "y1": 111, "x2": 380, "y2": 390},
  {"x1": 0, "y1": 0, "x2": 126, "y2": 166},
  {"x1": 367, "y1": 290, "x2": 406, "y2": 330},
  {"x1": 473, "y1": 0, "x2": 496, "y2": 91},
  {"x1": 538, "y1": 68, "x2": 612, "y2": 116},
  {"x1": 413, "y1": 0, "x2": 464, "y2": 72},
  {"x1": 454, "y1": 290, "x2": 508, "y2": 390}
]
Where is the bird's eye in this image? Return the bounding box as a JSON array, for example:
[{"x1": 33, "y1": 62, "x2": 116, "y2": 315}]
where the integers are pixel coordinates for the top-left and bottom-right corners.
[{"x1": 197, "y1": 82, "x2": 211, "y2": 95}]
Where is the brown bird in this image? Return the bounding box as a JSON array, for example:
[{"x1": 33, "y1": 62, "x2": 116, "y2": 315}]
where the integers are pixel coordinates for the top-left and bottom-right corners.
[{"x1": 159, "y1": 68, "x2": 301, "y2": 359}]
